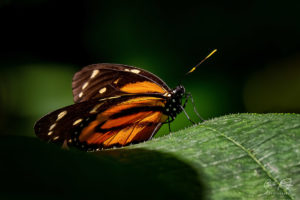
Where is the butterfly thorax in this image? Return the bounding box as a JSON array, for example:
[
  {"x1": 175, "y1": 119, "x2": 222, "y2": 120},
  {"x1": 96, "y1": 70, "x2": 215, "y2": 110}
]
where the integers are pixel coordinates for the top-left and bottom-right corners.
[{"x1": 163, "y1": 85, "x2": 185, "y2": 120}]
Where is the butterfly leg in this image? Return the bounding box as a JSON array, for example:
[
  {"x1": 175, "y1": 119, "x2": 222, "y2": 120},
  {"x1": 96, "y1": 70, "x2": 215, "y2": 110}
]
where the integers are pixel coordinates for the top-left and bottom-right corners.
[
  {"x1": 183, "y1": 95, "x2": 189, "y2": 108},
  {"x1": 168, "y1": 117, "x2": 172, "y2": 133},
  {"x1": 180, "y1": 105, "x2": 196, "y2": 124},
  {"x1": 149, "y1": 122, "x2": 163, "y2": 140},
  {"x1": 162, "y1": 117, "x2": 173, "y2": 133},
  {"x1": 185, "y1": 92, "x2": 205, "y2": 122}
]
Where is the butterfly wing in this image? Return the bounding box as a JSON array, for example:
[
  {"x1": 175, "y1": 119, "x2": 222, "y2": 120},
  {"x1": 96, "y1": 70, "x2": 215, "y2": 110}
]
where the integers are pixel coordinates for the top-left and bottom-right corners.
[
  {"x1": 34, "y1": 96, "x2": 168, "y2": 150},
  {"x1": 34, "y1": 99, "x2": 103, "y2": 144},
  {"x1": 72, "y1": 63, "x2": 171, "y2": 103}
]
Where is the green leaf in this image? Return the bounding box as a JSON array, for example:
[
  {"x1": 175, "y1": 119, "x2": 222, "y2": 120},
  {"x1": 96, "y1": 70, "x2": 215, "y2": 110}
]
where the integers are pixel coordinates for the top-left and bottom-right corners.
[
  {"x1": 120, "y1": 113, "x2": 299, "y2": 200},
  {"x1": 1, "y1": 113, "x2": 299, "y2": 200}
]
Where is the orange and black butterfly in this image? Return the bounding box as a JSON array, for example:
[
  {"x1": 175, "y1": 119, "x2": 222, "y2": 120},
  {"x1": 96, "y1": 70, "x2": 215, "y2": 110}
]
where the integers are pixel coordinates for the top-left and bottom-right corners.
[{"x1": 34, "y1": 50, "x2": 217, "y2": 151}]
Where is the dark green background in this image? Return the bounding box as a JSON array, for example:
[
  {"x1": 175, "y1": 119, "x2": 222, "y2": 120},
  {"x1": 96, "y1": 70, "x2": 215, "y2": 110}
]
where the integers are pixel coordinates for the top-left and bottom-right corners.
[{"x1": 1, "y1": 0, "x2": 299, "y2": 137}]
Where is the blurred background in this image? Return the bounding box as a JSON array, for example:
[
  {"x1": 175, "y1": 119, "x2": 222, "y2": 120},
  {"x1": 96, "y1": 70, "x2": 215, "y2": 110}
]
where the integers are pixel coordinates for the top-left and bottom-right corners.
[{"x1": 0, "y1": 0, "x2": 299, "y2": 138}]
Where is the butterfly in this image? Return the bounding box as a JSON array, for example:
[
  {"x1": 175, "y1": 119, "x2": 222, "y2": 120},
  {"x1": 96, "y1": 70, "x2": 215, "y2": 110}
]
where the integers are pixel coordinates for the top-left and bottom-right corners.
[{"x1": 34, "y1": 50, "x2": 217, "y2": 151}]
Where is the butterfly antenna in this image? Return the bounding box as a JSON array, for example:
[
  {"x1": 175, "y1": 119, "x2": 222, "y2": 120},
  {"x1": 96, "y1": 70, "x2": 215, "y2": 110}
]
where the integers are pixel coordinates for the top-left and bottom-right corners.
[{"x1": 186, "y1": 49, "x2": 217, "y2": 75}]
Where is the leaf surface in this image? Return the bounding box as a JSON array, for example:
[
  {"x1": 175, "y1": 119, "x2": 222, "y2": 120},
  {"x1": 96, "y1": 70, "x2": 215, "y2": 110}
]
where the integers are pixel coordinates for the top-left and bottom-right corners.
[
  {"x1": 1, "y1": 114, "x2": 299, "y2": 200},
  {"x1": 118, "y1": 113, "x2": 300, "y2": 199}
]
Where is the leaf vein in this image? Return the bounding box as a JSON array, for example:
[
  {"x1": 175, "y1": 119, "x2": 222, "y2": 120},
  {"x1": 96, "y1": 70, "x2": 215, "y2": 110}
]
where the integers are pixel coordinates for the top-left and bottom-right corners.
[{"x1": 200, "y1": 125, "x2": 294, "y2": 200}]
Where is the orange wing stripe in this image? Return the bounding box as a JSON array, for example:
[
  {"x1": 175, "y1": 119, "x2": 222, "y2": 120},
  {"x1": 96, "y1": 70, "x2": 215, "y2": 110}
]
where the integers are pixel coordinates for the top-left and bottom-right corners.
[
  {"x1": 86, "y1": 132, "x2": 104, "y2": 143},
  {"x1": 120, "y1": 81, "x2": 166, "y2": 94},
  {"x1": 103, "y1": 111, "x2": 165, "y2": 147},
  {"x1": 100, "y1": 97, "x2": 165, "y2": 117},
  {"x1": 86, "y1": 131, "x2": 116, "y2": 145},
  {"x1": 101, "y1": 111, "x2": 152, "y2": 129},
  {"x1": 79, "y1": 97, "x2": 169, "y2": 147},
  {"x1": 130, "y1": 124, "x2": 159, "y2": 142},
  {"x1": 103, "y1": 127, "x2": 134, "y2": 146},
  {"x1": 79, "y1": 120, "x2": 101, "y2": 141},
  {"x1": 125, "y1": 112, "x2": 162, "y2": 143}
]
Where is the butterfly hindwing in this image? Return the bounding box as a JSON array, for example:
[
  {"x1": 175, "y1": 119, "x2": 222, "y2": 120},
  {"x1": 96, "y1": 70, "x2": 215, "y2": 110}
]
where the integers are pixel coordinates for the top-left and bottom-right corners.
[
  {"x1": 34, "y1": 96, "x2": 168, "y2": 150},
  {"x1": 72, "y1": 63, "x2": 170, "y2": 103},
  {"x1": 82, "y1": 111, "x2": 166, "y2": 149},
  {"x1": 34, "y1": 99, "x2": 105, "y2": 144}
]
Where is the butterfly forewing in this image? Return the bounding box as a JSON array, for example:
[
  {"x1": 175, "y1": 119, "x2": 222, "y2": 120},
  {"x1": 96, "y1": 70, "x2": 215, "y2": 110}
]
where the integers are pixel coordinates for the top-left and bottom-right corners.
[
  {"x1": 72, "y1": 63, "x2": 171, "y2": 103},
  {"x1": 34, "y1": 96, "x2": 168, "y2": 150}
]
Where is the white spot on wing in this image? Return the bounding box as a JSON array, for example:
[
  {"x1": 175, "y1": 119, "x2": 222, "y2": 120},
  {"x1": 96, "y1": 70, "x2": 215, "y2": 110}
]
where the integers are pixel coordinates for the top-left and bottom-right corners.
[
  {"x1": 124, "y1": 68, "x2": 130, "y2": 71},
  {"x1": 90, "y1": 69, "x2": 99, "y2": 79},
  {"x1": 106, "y1": 95, "x2": 121, "y2": 100},
  {"x1": 53, "y1": 136, "x2": 59, "y2": 140},
  {"x1": 131, "y1": 69, "x2": 140, "y2": 74},
  {"x1": 57, "y1": 110, "x2": 67, "y2": 121},
  {"x1": 49, "y1": 123, "x2": 56, "y2": 131},
  {"x1": 73, "y1": 119, "x2": 83, "y2": 126},
  {"x1": 82, "y1": 82, "x2": 89, "y2": 90},
  {"x1": 99, "y1": 87, "x2": 107, "y2": 94},
  {"x1": 90, "y1": 103, "x2": 104, "y2": 114},
  {"x1": 79, "y1": 92, "x2": 83, "y2": 98},
  {"x1": 48, "y1": 131, "x2": 53, "y2": 136},
  {"x1": 114, "y1": 78, "x2": 120, "y2": 84}
]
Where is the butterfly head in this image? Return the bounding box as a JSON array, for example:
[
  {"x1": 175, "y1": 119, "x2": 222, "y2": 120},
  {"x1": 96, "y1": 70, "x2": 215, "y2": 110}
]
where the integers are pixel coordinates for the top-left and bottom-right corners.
[{"x1": 173, "y1": 85, "x2": 185, "y2": 97}]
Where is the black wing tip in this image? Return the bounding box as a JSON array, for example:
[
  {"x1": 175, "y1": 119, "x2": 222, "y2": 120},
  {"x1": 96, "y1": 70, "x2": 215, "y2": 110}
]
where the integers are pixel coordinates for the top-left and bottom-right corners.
[
  {"x1": 33, "y1": 119, "x2": 39, "y2": 133},
  {"x1": 33, "y1": 118, "x2": 43, "y2": 137}
]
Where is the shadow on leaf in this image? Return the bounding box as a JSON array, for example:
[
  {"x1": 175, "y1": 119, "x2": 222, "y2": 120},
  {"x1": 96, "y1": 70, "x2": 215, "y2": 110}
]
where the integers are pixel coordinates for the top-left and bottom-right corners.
[{"x1": 0, "y1": 136, "x2": 207, "y2": 200}]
